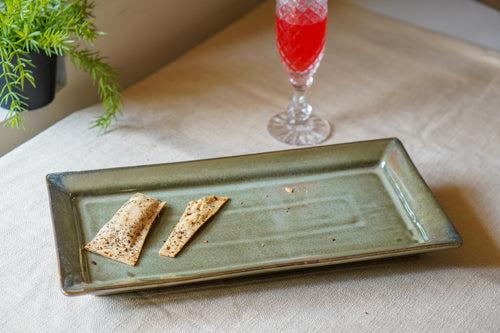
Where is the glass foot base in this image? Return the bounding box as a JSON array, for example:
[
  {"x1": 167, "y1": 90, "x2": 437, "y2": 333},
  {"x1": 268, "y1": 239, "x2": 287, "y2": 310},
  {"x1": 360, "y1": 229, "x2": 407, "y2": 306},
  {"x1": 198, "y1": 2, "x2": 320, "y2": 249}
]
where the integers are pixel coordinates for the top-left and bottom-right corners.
[{"x1": 268, "y1": 112, "x2": 331, "y2": 146}]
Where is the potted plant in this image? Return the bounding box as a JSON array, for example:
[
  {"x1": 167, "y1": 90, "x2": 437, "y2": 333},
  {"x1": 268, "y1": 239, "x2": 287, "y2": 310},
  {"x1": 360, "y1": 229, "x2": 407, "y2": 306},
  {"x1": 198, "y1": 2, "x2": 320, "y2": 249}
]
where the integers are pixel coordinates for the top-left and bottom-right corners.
[{"x1": 0, "y1": 0, "x2": 122, "y2": 129}]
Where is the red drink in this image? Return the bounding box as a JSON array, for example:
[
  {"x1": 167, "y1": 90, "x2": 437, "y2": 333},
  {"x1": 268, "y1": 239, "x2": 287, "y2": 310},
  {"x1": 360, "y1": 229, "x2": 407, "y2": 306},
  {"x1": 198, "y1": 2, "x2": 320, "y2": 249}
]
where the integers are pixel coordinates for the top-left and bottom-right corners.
[
  {"x1": 268, "y1": 1, "x2": 331, "y2": 146},
  {"x1": 276, "y1": 7, "x2": 327, "y2": 73}
]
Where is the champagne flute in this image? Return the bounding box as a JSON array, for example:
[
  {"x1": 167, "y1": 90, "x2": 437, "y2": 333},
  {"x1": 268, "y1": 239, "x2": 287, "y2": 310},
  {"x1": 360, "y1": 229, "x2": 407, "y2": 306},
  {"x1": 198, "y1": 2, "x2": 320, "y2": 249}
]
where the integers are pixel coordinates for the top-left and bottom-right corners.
[{"x1": 268, "y1": 0, "x2": 331, "y2": 146}]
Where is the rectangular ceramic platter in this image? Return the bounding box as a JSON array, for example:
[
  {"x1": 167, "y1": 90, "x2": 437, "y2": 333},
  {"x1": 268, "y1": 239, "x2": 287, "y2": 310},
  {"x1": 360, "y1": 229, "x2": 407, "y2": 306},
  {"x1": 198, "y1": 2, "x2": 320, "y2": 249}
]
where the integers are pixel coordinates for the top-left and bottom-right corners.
[{"x1": 47, "y1": 138, "x2": 461, "y2": 296}]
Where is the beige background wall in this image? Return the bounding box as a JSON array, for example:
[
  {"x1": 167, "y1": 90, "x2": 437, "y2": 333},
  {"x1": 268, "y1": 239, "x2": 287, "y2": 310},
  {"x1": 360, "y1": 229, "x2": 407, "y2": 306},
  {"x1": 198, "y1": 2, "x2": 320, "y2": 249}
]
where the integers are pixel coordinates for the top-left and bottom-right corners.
[{"x1": 0, "y1": 0, "x2": 263, "y2": 156}]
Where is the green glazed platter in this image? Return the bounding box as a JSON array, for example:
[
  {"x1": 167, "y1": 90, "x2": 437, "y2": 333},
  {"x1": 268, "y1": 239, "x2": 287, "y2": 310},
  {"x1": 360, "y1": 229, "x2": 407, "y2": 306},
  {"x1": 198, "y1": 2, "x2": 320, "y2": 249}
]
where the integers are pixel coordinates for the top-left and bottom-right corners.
[{"x1": 47, "y1": 138, "x2": 461, "y2": 296}]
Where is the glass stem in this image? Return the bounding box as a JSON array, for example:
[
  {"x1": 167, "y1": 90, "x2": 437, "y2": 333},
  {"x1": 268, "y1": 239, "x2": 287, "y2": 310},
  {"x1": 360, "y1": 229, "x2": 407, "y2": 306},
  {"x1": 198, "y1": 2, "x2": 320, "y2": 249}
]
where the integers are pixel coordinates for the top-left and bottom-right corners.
[{"x1": 288, "y1": 76, "x2": 313, "y2": 124}]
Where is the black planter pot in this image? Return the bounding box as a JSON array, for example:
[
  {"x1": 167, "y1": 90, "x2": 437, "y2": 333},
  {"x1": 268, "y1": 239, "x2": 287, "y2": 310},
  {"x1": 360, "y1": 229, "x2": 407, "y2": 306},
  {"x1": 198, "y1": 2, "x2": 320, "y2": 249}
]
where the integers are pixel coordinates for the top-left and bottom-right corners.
[{"x1": 0, "y1": 52, "x2": 57, "y2": 110}]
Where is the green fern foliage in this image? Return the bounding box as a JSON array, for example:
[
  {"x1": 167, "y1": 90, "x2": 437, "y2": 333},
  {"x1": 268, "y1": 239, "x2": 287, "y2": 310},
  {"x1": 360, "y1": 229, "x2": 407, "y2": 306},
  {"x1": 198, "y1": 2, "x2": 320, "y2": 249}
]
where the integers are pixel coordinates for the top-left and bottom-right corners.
[{"x1": 0, "y1": 0, "x2": 122, "y2": 129}]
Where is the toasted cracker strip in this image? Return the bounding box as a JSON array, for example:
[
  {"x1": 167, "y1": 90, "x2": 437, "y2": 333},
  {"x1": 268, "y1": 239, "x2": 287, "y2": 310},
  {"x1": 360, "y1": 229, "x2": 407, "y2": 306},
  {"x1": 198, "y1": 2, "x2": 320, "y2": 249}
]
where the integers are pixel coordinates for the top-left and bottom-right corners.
[
  {"x1": 159, "y1": 195, "x2": 228, "y2": 257},
  {"x1": 84, "y1": 193, "x2": 166, "y2": 266}
]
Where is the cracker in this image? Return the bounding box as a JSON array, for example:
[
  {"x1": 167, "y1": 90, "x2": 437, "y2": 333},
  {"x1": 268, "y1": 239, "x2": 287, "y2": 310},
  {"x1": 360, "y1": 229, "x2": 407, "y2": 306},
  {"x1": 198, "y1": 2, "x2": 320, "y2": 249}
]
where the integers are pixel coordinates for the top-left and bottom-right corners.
[
  {"x1": 84, "y1": 193, "x2": 166, "y2": 266},
  {"x1": 159, "y1": 195, "x2": 228, "y2": 257}
]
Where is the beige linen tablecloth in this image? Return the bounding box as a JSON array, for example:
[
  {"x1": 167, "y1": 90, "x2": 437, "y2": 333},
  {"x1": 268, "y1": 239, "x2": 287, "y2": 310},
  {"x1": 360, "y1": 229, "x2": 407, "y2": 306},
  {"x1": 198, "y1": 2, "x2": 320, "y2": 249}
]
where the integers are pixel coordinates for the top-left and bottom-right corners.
[{"x1": 1, "y1": 1, "x2": 499, "y2": 331}]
